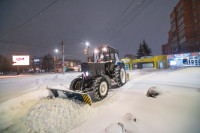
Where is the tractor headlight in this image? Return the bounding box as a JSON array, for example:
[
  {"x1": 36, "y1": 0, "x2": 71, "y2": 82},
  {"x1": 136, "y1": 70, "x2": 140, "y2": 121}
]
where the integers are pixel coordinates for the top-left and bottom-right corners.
[
  {"x1": 94, "y1": 49, "x2": 99, "y2": 54},
  {"x1": 85, "y1": 71, "x2": 89, "y2": 76},
  {"x1": 102, "y1": 47, "x2": 107, "y2": 52}
]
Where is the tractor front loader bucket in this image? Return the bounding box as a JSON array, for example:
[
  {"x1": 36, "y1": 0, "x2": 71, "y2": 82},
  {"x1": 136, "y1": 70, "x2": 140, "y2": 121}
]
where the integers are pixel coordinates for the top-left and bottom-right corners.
[{"x1": 47, "y1": 88, "x2": 92, "y2": 105}]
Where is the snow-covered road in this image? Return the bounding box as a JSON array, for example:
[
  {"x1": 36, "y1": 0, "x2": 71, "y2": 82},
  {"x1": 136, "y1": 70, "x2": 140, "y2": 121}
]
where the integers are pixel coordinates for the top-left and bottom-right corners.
[
  {"x1": 0, "y1": 72, "x2": 80, "y2": 103},
  {"x1": 0, "y1": 67, "x2": 200, "y2": 133}
]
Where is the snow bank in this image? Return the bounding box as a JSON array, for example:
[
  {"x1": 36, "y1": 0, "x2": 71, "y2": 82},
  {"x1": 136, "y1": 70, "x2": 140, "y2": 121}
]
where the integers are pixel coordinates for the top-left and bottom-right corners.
[{"x1": 22, "y1": 98, "x2": 94, "y2": 133}]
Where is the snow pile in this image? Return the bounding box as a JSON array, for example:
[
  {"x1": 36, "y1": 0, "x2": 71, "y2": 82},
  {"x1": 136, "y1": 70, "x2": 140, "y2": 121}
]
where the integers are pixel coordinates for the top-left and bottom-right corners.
[
  {"x1": 104, "y1": 113, "x2": 144, "y2": 133},
  {"x1": 105, "y1": 123, "x2": 126, "y2": 133},
  {"x1": 22, "y1": 98, "x2": 94, "y2": 133},
  {"x1": 146, "y1": 86, "x2": 164, "y2": 98}
]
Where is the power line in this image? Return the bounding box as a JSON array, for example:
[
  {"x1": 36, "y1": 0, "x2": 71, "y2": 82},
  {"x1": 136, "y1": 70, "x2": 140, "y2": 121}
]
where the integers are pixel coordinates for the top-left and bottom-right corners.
[
  {"x1": 104, "y1": 0, "x2": 154, "y2": 43},
  {"x1": 98, "y1": 0, "x2": 136, "y2": 42},
  {"x1": 99, "y1": 0, "x2": 148, "y2": 43},
  {"x1": 0, "y1": 0, "x2": 59, "y2": 39}
]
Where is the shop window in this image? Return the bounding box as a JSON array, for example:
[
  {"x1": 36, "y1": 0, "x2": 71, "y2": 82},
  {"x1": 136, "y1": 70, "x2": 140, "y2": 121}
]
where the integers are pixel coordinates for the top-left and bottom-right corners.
[{"x1": 125, "y1": 63, "x2": 130, "y2": 70}]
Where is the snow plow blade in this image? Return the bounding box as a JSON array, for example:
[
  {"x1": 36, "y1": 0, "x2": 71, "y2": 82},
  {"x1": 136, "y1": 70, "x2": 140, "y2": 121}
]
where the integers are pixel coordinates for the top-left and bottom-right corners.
[{"x1": 47, "y1": 88, "x2": 92, "y2": 105}]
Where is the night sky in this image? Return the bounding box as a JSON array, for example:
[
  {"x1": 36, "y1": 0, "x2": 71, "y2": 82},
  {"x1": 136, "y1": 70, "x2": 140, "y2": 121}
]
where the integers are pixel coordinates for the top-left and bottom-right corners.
[{"x1": 0, "y1": 0, "x2": 178, "y2": 61}]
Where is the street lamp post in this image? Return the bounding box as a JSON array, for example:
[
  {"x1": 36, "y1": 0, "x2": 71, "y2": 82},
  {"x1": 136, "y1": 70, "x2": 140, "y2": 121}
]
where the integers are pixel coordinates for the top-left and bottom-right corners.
[
  {"x1": 54, "y1": 49, "x2": 59, "y2": 72},
  {"x1": 85, "y1": 41, "x2": 90, "y2": 62},
  {"x1": 61, "y1": 41, "x2": 65, "y2": 74}
]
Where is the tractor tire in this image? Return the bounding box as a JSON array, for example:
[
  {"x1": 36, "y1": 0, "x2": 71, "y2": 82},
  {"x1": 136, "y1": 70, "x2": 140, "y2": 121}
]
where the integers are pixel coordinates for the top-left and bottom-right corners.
[
  {"x1": 93, "y1": 78, "x2": 109, "y2": 101},
  {"x1": 114, "y1": 65, "x2": 126, "y2": 87},
  {"x1": 70, "y1": 78, "x2": 82, "y2": 91}
]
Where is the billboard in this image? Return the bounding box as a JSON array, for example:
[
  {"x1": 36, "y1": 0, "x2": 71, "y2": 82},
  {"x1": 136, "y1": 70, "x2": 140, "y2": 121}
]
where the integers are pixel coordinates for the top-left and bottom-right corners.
[{"x1": 12, "y1": 55, "x2": 30, "y2": 65}]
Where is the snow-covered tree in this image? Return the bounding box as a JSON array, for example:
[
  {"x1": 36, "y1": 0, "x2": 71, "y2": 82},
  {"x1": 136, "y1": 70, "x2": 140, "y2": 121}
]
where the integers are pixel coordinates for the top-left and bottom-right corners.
[{"x1": 136, "y1": 40, "x2": 152, "y2": 59}]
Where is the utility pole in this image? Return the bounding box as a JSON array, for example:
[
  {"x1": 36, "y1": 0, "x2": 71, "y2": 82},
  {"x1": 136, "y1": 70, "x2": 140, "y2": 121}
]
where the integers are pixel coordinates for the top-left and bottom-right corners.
[{"x1": 61, "y1": 41, "x2": 65, "y2": 74}]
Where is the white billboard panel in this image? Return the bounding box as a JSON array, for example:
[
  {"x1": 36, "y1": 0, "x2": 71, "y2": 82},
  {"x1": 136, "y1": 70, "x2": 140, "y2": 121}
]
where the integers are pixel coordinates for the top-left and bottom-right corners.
[{"x1": 12, "y1": 55, "x2": 30, "y2": 65}]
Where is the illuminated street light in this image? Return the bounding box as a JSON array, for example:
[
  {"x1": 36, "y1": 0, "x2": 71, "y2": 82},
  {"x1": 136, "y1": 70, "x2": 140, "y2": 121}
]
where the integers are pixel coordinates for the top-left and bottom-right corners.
[
  {"x1": 102, "y1": 47, "x2": 107, "y2": 52},
  {"x1": 54, "y1": 48, "x2": 59, "y2": 73},
  {"x1": 55, "y1": 49, "x2": 59, "y2": 53},
  {"x1": 85, "y1": 41, "x2": 90, "y2": 62},
  {"x1": 94, "y1": 49, "x2": 99, "y2": 54},
  {"x1": 85, "y1": 41, "x2": 90, "y2": 47}
]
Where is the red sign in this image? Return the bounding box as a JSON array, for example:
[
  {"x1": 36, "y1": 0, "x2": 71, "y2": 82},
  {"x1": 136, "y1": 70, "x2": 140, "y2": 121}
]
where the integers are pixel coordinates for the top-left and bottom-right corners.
[
  {"x1": 16, "y1": 58, "x2": 24, "y2": 61},
  {"x1": 167, "y1": 55, "x2": 174, "y2": 58},
  {"x1": 192, "y1": 52, "x2": 198, "y2": 56}
]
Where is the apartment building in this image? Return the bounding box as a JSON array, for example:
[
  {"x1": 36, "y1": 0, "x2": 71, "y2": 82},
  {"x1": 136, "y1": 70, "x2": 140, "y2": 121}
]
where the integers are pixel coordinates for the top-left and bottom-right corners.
[{"x1": 162, "y1": 0, "x2": 200, "y2": 54}]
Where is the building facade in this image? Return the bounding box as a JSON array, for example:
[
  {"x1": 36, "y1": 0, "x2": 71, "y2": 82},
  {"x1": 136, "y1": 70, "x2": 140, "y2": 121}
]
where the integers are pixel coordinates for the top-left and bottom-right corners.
[
  {"x1": 121, "y1": 55, "x2": 168, "y2": 70},
  {"x1": 162, "y1": 0, "x2": 200, "y2": 54}
]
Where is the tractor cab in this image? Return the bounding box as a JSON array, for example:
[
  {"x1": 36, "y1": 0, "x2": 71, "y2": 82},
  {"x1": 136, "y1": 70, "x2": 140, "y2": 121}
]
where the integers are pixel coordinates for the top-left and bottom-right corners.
[{"x1": 92, "y1": 45, "x2": 120, "y2": 63}]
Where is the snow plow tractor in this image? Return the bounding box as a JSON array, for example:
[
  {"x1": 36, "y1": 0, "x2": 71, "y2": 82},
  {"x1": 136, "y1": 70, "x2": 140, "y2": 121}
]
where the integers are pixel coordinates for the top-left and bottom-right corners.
[{"x1": 48, "y1": 45, "x2": 127, "y2": 105}]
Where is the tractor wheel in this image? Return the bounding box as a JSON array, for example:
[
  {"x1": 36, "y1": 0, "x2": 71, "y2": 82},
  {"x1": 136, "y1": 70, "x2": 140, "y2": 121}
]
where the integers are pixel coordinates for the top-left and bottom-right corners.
[
  {"x1": 70, "y1": 78, "x2": 82, "y2": 91},
  {"x1": 114, "y1": 65, "x2": 126, "y2": 87},
  {"x1": 93, "y1": 78, "x2": 109, "y2": 101}
]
